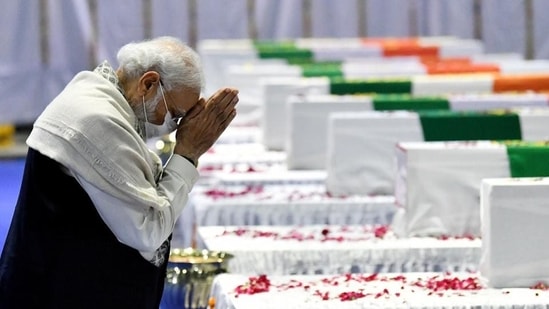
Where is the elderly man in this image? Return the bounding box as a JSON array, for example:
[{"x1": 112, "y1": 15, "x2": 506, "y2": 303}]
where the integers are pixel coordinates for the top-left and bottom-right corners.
[{"x1": 0, "y1": 36, "x2": 238, "y2": 308}]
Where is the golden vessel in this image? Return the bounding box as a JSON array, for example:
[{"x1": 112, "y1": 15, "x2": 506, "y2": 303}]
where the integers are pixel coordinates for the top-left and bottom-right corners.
[{"x1": 161, "y1": 248, "x2": 233, "y2": 309}]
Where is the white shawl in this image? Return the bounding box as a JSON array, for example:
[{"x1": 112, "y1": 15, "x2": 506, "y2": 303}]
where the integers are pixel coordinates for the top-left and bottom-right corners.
[{"x1": 27, "y1": 71, "x2": 167, "y2": 208}]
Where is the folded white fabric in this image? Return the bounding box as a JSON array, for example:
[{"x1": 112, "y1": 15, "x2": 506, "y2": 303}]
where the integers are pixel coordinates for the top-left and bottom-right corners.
[{"x1": 480, "y1": 177, "x2": 549, "y2": 288}]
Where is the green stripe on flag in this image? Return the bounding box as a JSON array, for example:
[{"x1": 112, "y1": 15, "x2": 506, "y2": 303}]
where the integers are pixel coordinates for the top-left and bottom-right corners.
[
  {"x1": 373, "y1": 94, "x2": 450, "y2": 111},
  {"x1": 502, "y1": 141, "x2": 549, "y2": 177},
  {"x1": 253, "y1": 40, "x2": 296, "y2": 49},
  {"x1": 329, "y1": 77, "x2": 412, "y2": 95},
  {"x1": 286, "y1": 59, "x2": 341, "y2": 65},
  {"x1": 253, "y1": 41, "x2": 312, "y2": 60},
  {"x1": 419, "y1": 110, "x2": 522, "y2": 141},
  {"x1": 257, "y1": 48, "x2": 313, "y2": 60},
  {"x1": 300, "y1": 63, "x2": 343, "y2": 78}
]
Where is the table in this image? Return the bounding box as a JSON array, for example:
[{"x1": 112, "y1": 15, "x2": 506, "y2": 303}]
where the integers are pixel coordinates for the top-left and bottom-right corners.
[
  {"x1": 210, "y1": 272, "x2": 549, "y2": 309},
  {"x1": 198, "y1": 225, "x2": 480, "y2": 275},
  {"x1": 173, "y1": 184, "x2": 397, "y2": 248},
  {"x1": 214, "y1": 126, "x2": 262, "y2": 144},
  {"x1": 196, "y1": 143, "x2": 287, "y2": 185},
  {"x1": 197, "y1": 143, "x2": 285, "y2": 167}
]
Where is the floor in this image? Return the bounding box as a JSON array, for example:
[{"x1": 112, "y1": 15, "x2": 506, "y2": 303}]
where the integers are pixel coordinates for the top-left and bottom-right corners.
[{"x1": 0, "y1": 127, "x2": 28, "y2": 251}]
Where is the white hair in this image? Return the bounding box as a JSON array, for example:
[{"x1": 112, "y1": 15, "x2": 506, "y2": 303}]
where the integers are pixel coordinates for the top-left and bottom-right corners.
[{"x1": 116, "y1": 36, "x2": 204, "y2": 93}]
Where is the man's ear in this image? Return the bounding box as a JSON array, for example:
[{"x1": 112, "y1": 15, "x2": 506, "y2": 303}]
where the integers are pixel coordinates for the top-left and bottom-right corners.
[{"x1": 138, "y1": 71, "x2": 161, "y2": 96}]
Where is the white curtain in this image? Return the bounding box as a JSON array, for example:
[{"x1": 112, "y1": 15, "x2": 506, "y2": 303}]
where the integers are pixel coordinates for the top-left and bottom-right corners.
[
  {"x1": 96, "y1": 0, "x2": 145, "y2": 65},
  {"x1": 481, "y1": 0, "x2": 526, "y2": 56},
  {"x1": 366, "y1": 0, "x2": 412, "y2": 37},
  {"x1": 255, "y1": 0, "x2": 303, "y2": 39},
  {"x1": 1, "y1": 0, "x2": 548, "y2": 125},
  {"x1": 533, "y1": 0, "x2": 549, "y2": 59},
  {"x1": 0, "y1": 2, "x2": 40, "y2": 65},
  {"x1": 311, "y1": 0, "x2": 359, "y2": 38},
  {"x1": 196, "y1": 0, "x2": 248, "y2": 40},
  {"x1": 416, "y1": 0, "x2": 475, "y2": 38},
  {"x1": 152, "y1": 0, "x2": 190, "y2": 42},
  {"x1": 0, "y1": 1, "x2": 41, "y2": 124},
  {"x1": 48, "y1": 0, "x2": 93, "y2": 70},
  {"x1": 44, "y1": 0, "x2": 94, "y2": 116}
]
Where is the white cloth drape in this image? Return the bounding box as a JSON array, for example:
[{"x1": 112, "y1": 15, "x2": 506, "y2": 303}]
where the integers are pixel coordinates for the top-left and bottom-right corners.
[
  {"x1": 481, "y1": 0, "x2": 525, "y2": 56},
  {"x1": 533, "y1": 0, "x2": 549, "y2": 59},
  {"x1": 47, "y1": 0, "x2": 93, "y2": 70},
  {"x1": 0, "y1": 1, "x2": 41, "y2": 124},
  {"x1": 416, "y1": 0, "x2": 475, "y2": 38},
  {"x1": 310, "y1": 0, "x2": 359, "y2": 38},
  {"x1": 152, "y1": 0, "x2": 190, "y2": 41},
  {"x1": 96, "y1": 0, "x2": 145, "y2": 65},
  {"x1": 196, "y1": 0, "x2": 248, "y2": 40},
  {"x1": 255, "y1": 0, "x2": 303, "y2": 39},
  {"x1": 0, "y1": 2, "x2": 40, "y2": 65},
  {"x1": 198, "y1": 225, "x2": 481, "y2": 275},
  {"x1": 2, "y1": 0, "x2": 549, "y2": 125},
  {"x1": 211, "y1": 272, "x2": 549, "y2": 309},
  {"x1": 44, "y1": 0, "x2": 93, "y2": 119},
  {"x1": 366, "y1": 0, "x2": 412, "y2": 37}
]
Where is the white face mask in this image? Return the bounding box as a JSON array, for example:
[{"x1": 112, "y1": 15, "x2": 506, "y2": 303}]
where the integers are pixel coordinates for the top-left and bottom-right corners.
[{"x1": 142, "y1": 84, "x2": 180, "y2": 139}]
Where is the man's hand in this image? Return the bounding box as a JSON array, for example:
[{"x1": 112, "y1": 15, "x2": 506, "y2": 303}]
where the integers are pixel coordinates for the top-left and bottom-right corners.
[{"x1": 173, "y1": 87, "x2": 239, "y2": 164}]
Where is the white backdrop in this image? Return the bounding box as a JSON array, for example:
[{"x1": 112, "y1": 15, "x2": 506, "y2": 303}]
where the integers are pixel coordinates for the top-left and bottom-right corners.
[
  {"x1": 416, "y1": 0, "x2": 475, "y2": 38},
  {"x1": 1, "y1": 0, "x2": 548, "y2": 124}
]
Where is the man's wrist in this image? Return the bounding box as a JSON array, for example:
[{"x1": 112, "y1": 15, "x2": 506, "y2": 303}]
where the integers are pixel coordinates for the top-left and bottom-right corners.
[
  {"x1": 173, "y1": 144, "x2": 198, "y2": 167},
  {"x1": 180, "y1": 155, "x2": 197, "y2": 167}
]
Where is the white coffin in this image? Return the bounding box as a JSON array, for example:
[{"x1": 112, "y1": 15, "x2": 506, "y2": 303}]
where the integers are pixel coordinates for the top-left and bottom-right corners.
[
  {"x1": 261, "y1": 77, "x2": 330, "y2": 150},
  {"x1": 225, "y1": 63, "x2": 303, "y2": 126},
  {"x1": 393, "y1": 141, "x2": 510, "y2": 237},
  {"x1": 326, "y1": 111, "x2": 423, "y2": 196},
  {"x1": 448, "y1": 93, "x2": 549, "y2": 111},
  {"x1": 411, "y1": 74, "x2": 493, "y2": 96},
  {"x1": 326, "y1": 108, "x2": 549, "y2": 196},
  {"x1": 480, "y1": 177, "x2": 549, "y2": 288},
  {"x1": 285, "y1": 98, "x2": 373, "y2": 170}
]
